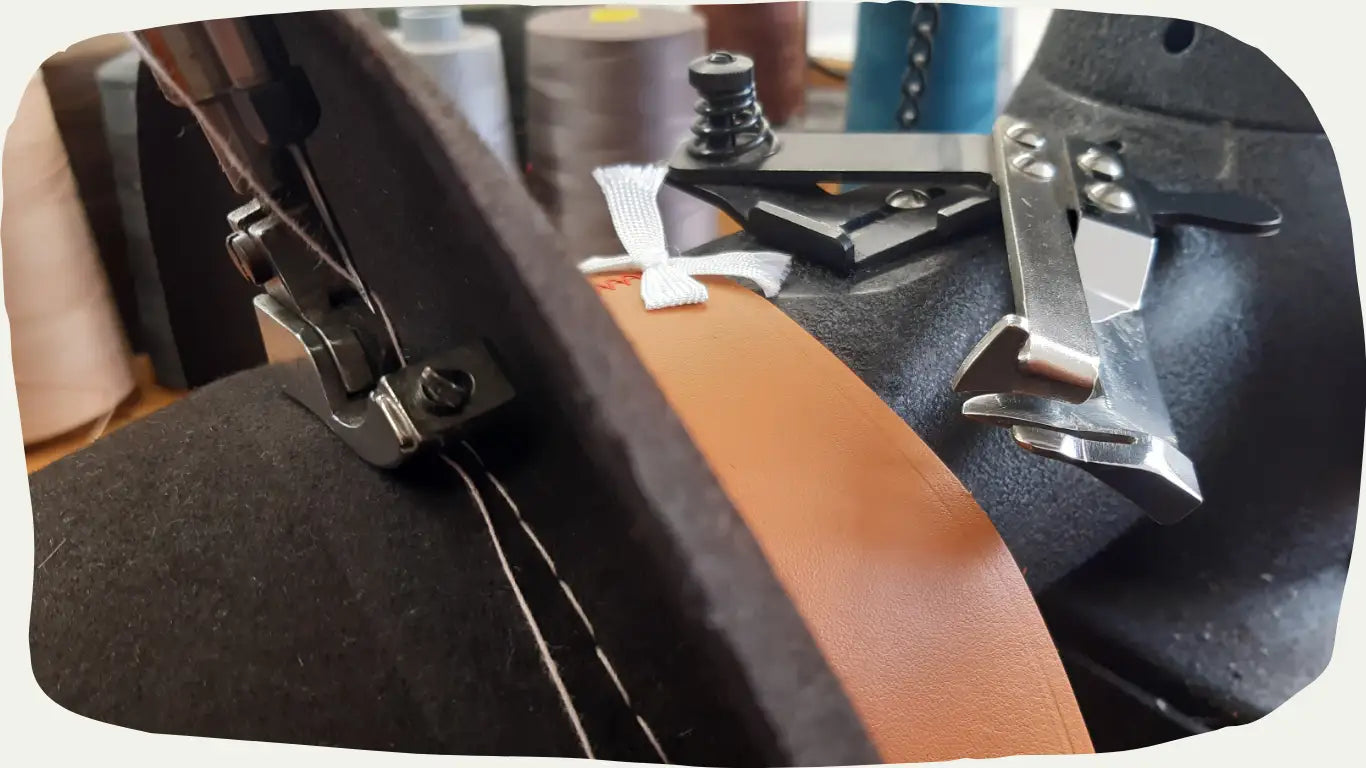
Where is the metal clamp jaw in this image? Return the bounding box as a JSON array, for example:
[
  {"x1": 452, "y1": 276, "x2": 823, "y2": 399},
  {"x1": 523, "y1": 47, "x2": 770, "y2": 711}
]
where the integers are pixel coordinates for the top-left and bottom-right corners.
[{"x1": 665, "y1": 52, "x2": 1281, "y2": 523}]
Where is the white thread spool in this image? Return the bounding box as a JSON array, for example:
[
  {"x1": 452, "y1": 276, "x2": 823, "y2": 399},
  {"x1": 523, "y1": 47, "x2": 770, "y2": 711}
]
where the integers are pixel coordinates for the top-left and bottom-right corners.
[
  {"x1": 3, "y1": 74, "x2": 135, "y2": 444},
  {"x1": 392, "y1": 6, "x2": 517, "y2": 170}
]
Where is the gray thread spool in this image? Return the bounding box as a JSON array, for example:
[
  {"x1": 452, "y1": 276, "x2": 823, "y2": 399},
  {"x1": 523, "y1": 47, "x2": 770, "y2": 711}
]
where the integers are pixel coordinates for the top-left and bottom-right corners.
[
  {"x1": 526, "y1": 6, "x2": 717, "y2": 262},
  {"x1": 461, "y1": 4, "x2": 534, "y2": 167},
  {"x1": 392, "y1": 6, "x2": 517, "y2": 170}
]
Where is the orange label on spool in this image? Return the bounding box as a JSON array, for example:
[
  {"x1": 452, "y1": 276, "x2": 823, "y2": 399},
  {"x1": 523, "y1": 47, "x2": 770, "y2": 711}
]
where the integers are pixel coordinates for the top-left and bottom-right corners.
[{"x1": 590, "y1": 6, "x2": 641, "y2": 23}]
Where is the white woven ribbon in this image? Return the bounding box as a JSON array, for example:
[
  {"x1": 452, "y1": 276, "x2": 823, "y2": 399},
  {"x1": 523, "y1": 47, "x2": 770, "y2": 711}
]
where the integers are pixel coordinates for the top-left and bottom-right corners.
[{"x1": 578, "y1": 164, "x2": 792, "y2": 310}]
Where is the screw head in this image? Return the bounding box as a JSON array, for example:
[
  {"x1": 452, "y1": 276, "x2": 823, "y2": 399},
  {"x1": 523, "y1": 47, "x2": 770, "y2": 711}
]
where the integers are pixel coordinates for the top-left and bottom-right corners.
[
  {"x1": 689, "y1": 50, "x2": 755, "y2": 94},
  {"x1": 1009, "y1": 152, "x2": 1057, "y2": 181},
  {"x1": 1086, "y1": 182, "x2": 1137, "y2": 214},
  {"x1": 1078, "y1": 148, "x2": 1124, "y2": 181},
  {"x1": 417, "y1": 366, "x2": 474, "y2": 415},
  {"x1": 1005, "y1": 122, "x2": 1047, "y2": 149},
  {"x1": 886, "y1": 189, "x2": 930, "y2": 210}
]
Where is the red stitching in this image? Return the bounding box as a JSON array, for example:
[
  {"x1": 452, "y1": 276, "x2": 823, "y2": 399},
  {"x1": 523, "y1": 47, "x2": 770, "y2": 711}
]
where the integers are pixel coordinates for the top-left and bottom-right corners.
[{"x1": 595, "y1": 273, "x2": 642, "y2": 292}]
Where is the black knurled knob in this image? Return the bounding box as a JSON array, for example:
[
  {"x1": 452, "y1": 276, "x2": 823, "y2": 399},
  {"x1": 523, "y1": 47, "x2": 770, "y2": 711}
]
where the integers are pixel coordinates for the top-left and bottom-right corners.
[{"x1": 688, "y1": 51, "x2": 755, "y2": 95}]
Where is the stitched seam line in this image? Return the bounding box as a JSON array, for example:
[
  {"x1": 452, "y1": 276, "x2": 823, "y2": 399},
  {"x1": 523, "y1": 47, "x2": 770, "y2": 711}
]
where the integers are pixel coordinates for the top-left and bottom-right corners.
[
  {"x1": 441, "y1": 454, "x2": 595, "y2": 758},
  {"x1": 463, "y1": 442, "x2": 671, "y2": 763}
]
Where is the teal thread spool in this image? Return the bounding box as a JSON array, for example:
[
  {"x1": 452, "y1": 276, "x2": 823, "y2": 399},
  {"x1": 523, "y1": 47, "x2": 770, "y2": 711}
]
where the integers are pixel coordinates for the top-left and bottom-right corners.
[{"x1": 846, "y1": 2, "x2": 1001, "y2": 134}]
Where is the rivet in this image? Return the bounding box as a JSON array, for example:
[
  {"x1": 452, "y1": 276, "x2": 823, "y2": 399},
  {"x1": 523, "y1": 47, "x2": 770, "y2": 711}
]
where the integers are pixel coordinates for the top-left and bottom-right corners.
[
  {"x1": 1078, "y1": 147, "x2": 1125, "y2": 181},
  {"x1": 886, "y1": 189, "x2": 930, "y2": 209},
  {"x1": 1086, "y1": 182, "x2": 1137, "y2": 214},
  {"x1": 1010, "y1": 152, "x2": 1057, "y2": 181},
  {"x1": 1005, "y1": 122, "x2": 1047, "y2": 149}
]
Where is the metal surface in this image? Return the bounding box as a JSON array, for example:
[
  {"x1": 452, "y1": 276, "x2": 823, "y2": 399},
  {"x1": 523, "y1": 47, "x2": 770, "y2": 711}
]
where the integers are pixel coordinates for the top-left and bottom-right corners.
[
  {"x1": 136, "y1": 25, "x2": 278, "y2": 194},
  {"x1": 255, "y1": 293, "x2": 416, "y2": 467},
  {"x1": 1073, "y1": 217, "x2": 1156, "y2": 322},
  {"x1": 952, "y1": 116, "x2": 1100, "y2": 404},
  {"x1": 227, "y1": 199, "x2": 347, "y2": 320},
  {"x1": 255, "y1": 294, "x2": 513, "y2": 467},
  {"x1": 960, "y1": 141, "x2": 1278, "y2": 522},
  {"x1": 1011, "y1": 425, "x2": 1201, "y2": 523},
  {"x1": 1077, "y1": 147, "x2": 1123, "y2": 181},
  {"x1": 668, "y1": 131, "x2": 993, "y2": 186},
  {"x1": 963, "y1": 311, "x2": 1204, "y2": 522},
  {"x1": 679, "y1": 182, "x2": 995, "y2": 275}
]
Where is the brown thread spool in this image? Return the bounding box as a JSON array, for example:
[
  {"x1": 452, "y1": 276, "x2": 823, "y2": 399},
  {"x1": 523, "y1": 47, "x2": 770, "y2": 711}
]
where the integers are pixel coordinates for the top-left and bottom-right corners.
[
  {"x1": 525, "y1": 5, "x2": 717, "y2": 261},
  {"x1": 696, "y1": 2, "x2": 808, "y2": 127}
]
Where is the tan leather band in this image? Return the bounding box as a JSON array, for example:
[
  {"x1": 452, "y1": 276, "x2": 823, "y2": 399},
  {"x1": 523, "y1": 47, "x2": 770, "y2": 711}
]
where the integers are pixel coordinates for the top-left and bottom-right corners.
[{"x1": 593, "y1": 274, "x2": 1092, "y2": 762}]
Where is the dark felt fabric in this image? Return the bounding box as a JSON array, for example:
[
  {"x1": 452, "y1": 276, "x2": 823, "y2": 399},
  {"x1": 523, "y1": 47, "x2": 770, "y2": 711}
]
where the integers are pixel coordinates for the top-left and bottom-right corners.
[
  {"x1": 270, "y1": 10, "x2": 874, "y2": 766},
  {"x1": 26, "y1": 362, "x2": 854, "y2": 764},
  {"x1": 29, "y1": 366, "x2": 583, "y2": 756},
  {"x1": 29, "y1": 10, "x2": 875, "y2": 766}
]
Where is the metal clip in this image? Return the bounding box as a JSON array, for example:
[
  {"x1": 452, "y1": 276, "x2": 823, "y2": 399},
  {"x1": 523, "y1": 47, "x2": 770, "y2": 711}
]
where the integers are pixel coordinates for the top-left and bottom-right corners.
[
  {"x1": 952, "y1": 115, "x2": 1102, "y2": 405},
  {"x1": 228, "y1": 199, "x2": 515, "y2": 468},
  {"x1": 957, "y1": 138, "x2": 1280, "y2": 522},
  {"x1": 255, "y1": 294, "x2": 514, "y2": 468}
]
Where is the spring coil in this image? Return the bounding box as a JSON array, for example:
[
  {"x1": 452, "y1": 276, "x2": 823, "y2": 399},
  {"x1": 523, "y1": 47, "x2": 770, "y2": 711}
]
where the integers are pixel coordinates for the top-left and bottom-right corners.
[
  {"x1": 898, "y1": 3, "x2": 941, "y2": 129},
  {"x1": 690, "y1": 82, "x2": 773, "y2": 159}
]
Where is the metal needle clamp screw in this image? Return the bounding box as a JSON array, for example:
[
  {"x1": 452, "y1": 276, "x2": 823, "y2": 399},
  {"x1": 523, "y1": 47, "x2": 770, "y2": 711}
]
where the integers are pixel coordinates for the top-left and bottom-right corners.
[{"x1": 417, "y1": 366, "x2": 474, "y2": 415}]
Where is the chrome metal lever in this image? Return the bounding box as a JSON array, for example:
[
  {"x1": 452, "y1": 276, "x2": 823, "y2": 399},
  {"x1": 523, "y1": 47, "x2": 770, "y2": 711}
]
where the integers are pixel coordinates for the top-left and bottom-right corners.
[
  {"x1": 952, "y1": 115, "x2": 1102, "y2": 405},
  {"x1": 958, "y1": 138, "x2": 1280, "y2": 523}
]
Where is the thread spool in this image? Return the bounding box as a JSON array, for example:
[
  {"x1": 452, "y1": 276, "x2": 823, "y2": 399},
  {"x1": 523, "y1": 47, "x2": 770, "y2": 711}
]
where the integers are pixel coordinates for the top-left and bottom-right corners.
[
  {"x1": 3, "y1": 74, "x2": 135, "y2": 445},
  {"x1": 461, "y1": 4, "x2": 535, "y2": 167},
  {"x1": 695, "y1": 2, "x2": 808, "y2": 127},
  {"x1": 391, "y1": 6, "x2": 517, "y2": 170},
  {"x1": 846, "y1": 2, "x2": 1002, "y2": 133},
  {"x1": 526, "y1": 6, "x2": 717, "y2": 261}
]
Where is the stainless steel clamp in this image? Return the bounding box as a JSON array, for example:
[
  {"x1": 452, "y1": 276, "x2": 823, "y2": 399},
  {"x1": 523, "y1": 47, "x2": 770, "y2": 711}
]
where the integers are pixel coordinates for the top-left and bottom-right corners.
[
  {"x1": 953, "y1": 120, "x2": 1280, "y2": 523},
  {"x1": 666, "y1": 51, "x2": 1282, "y2": 523}
]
